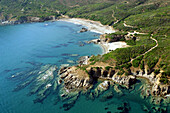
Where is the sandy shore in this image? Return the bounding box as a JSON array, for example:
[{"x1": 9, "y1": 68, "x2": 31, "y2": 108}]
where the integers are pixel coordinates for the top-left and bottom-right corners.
[
  {"x1": 90, "y1": 39, "x2": 128, "y2": 54},
  {"x1": 100, "y1": 42, "x2": 129, "y2": 54},
  {"x1": 58, "y1": 18, "x2": 116, "y2": 34},
  {"x1": 59, "y1": 17, "x2": 128, "y2": 54}
]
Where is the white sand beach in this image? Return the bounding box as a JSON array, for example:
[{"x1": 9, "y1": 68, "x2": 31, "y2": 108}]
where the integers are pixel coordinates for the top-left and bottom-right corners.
[
  {"x1": 58, "y1": 18, "x2": 116, "y2": 34},
  {"x1": 59, "y1": 17, "x2": 128, "y2": 54},
  {"x1": 101, "y1": 42, "x2": 129, "y2": 54},
  {"x1": 90, "y1": 39, "x2": 128, "y2": 54}
]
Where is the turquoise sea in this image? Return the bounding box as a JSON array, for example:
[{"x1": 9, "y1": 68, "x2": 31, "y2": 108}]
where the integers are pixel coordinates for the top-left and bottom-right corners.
[{"x1": 0, "y1": 21, "x2": 169, "y2": 113}]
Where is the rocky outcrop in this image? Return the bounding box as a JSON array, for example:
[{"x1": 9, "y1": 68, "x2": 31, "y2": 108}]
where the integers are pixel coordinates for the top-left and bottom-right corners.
[
  {"x1": 86, "y1": 67, "x2": 136, "y2": 88},
  {"x1": 112, "y1": 75, "x2": 136, "y2": 88},
  {"x1": 79, "y1": 27, "x2": 88, "y2": 33},
  {"x1": 59, "y1": 66, "x2": 91, "y2": 92},
  {"x1": 27, "y1": 17, "x2": 42, "y2": 22},
  {"x1": 27, "y1": 16, "x2": 56, "y2": 22},
  {"x1": 78, "y1": 56, "x2": 89, "y2": 65},
  {"x1": 152, "y1": 84, "x2": 170, "y2": 96},
  {"x1": 100, "y1": 34, "x2": 125, "y2": 43},
  {"x1": 0, "y1": 16, "x2": 57, "y2": 26},
  {"x1": 130, "y1": 68, "x2": 170, "y2": 97}
]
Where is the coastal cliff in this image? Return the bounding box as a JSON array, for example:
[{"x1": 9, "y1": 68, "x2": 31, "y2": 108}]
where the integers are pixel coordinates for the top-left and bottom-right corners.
[
  {"x1": 58, "y1": 62, "x2": 169, "y2": 98},
  {"x1": 57, "y1": 60, "x2": 169, "y2": 111},
  {"x1": 55, "y1": 30, "x2": 169, "y2": 112}
]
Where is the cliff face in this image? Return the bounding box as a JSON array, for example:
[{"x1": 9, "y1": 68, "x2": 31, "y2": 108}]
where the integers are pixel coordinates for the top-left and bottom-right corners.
[
  {"x1": 58, "y1": 66, "x2": 91, "y2": 92},
  {"x1": 58, "y1": 62, "x2": 169, "y2": 98},
  {"x1": 57, "y1": 64, "x2": 169, "y2": 111},
  {"x1": 87, "y1": 67, "x2": 137, "y2": 88},
  {"x1": 58, "y1": 65, "x2": 137, "y2": 95},
  {"x1": 130, "y1": 67, "x2": 170, "y2": 97},
  {"x1": 152, "y1": 84, "x2": 170, "y2": 96}
]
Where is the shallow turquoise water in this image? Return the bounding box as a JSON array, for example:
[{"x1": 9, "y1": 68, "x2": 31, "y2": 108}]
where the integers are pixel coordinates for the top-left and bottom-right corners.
[
  {"x1": 0, "y1": 21, "x2": 103, "y2": 113},
  {"x1": 0, "y1": 22, "x2": 169, "y2": 113}
]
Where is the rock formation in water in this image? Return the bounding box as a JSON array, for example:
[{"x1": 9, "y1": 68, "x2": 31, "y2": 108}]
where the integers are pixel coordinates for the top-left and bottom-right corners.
[{"x1": 79, "y1": 27, "x2": 88, "y2": 33}]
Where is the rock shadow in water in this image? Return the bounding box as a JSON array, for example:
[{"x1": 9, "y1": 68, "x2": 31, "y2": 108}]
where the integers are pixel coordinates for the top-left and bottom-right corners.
[
  {"x1": 51, "y1": 45, "x2": 61, "y2": 48},
  {"x1": 25, "y1": 61, "x2": 43, "y2": 66},
  {"x1": 60, "y1": 43, "x2": 69, "y2": 47},
  {"x1": 36, "y1": 55, "x2": 59, "y2": 58}
]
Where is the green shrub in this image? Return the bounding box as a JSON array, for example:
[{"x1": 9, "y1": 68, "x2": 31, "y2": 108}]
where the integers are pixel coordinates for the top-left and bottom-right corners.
[
  {"x1": 154, "y1": 69, "x2": 160, "y2": 75},
  {"x1": 132, "y1": 55, "x2": 143, "y2": 67},
  {"x1": 140, "y1": 61, "x2": 145, "y2": 70},
  {"x1": 147, "y1": 57, "x2": 159, "y2": 69},
  {"x1": 121, "y1": 63, "x2": 132, "y2": 69},
  {"x1": 126, "y1": 40, "x2": 136, "y2": 45},
  {"x1": 160, "y1": 78, "x2": 168, "y2": 84},
  {"x1": 90, "y1": 61, "x2": 96, "y2": 65},
  {"x1": 105, "y1": 66, "x2": 113, "y2": 71}
]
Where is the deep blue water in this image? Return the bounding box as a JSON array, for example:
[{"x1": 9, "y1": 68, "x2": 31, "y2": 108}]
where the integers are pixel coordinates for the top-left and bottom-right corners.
[{"x1": 0, "y1": 21, "x2": 169, "y2": 113}]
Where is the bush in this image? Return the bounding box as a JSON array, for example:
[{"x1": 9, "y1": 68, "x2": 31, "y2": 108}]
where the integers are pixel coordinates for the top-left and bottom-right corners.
[
  {"x1": 160, "y1": 78, "x2": 168, "y2": 84},
  {"x1": 126, "y1": 40, "x2": 136, "y2": 45},
  {"x1": 147, "y1": 57, "x2": 159, "y2": 69},
  {"x1": 121, "y1": 63, "x2": 132, "y2": 69},
  {"x1": 105, "y1": 66, "x2": 113, "y2": 71},
  {"x1": 132, "y1": 55, "x2": 143, "y2": 67},
  {"x1": 154, "y1": 69, "x2": 160, "y2": 75},
  {"x1": 140, "y1": 61, "x2": 145, "y2": 70},
  {"x1": 90, "y1": 61, "x2": 96, "y2": 65}
]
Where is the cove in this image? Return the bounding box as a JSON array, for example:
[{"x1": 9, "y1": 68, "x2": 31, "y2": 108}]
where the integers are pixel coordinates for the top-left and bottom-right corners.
[{"x1": 0, "y1": 21, "x2": 169, "y2": 113}]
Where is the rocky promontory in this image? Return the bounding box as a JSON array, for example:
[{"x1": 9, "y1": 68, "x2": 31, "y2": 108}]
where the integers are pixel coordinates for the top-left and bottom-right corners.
[
  {"x1": 57, "y1": 55, "x2": 170, "y2": 102},
  {"x1": 0, "y1": 16, "x2": 56, "y2": 25},
  {"x1": 57, "y1": 64, "x2": 137, "y2": 100},
  {"x1": 58, "y1": 66, "x2": 91, "y2": 92}
]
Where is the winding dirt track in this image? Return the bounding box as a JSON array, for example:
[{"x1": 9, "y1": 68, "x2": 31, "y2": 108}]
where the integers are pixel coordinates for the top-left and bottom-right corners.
[
  {"x1": 122, "y1": 22, "x2": 159, "y2": 62},
  {"x1": 130, "y1": 34, "x2": 158, "y2": 62}
]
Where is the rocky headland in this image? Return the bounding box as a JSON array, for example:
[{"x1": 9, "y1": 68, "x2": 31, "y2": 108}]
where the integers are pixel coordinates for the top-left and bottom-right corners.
[
  {"x1": 56, "y1": 57, "x2": 169, "y2": 111},
  {"x1": 0, "y1": 16, "x2": 56, "y2": 25},
  {"x1": 55, "y1": 26, "x2": 169, "y2": 111}
]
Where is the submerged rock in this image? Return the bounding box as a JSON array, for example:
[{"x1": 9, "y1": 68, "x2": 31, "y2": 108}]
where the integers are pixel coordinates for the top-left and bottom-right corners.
[
  {"x1": 142, "y1": 105, "x2": 149, "y2": 112},
  {"x1": 29, "y1": 65, "x2": 57, "y2": 95},
  {"x1": 117, "y1": 101, "x2": 131, "y2": 113},
  {"x1": 100, "y1": 91, "x2": 114, "y2": 102},
  {"x1": 91, "y1": 81, "x2": 110, "y2": 98},
  {"x1": 67, "y1": 59, "x2": 75, "y2": 64},
  {"x1": 114, "y1": 85, "x2": 123, "y2": 95}
]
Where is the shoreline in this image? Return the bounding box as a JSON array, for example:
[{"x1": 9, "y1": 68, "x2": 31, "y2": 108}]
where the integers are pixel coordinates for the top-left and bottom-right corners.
[
  {"x1": 1, "y1": 17, "x2": 128, "y2": 56},
  {"x1": 58, "y1": 18, "x2": 128, "y2": 55},
  {"x1": 58, "y1": 18, "x2": 116, "y2": 34},
  {"x1": 100, "y1": 41, "x2": 129, "y2": 54},
  {"x1": 89, "y1": 39, "x2": 129, "y2": 54},
  {"x1": 2, "y1": 16, "x2": 169, "y2": 108}
]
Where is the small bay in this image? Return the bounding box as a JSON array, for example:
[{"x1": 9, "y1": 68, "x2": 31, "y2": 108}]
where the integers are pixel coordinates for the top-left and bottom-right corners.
[
  {"x1": 0, "y1": 21, "x2": 102, "y2": 113},
  {"x1": 0, "y1": 21, "x2": 169, "y2": 113}
]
